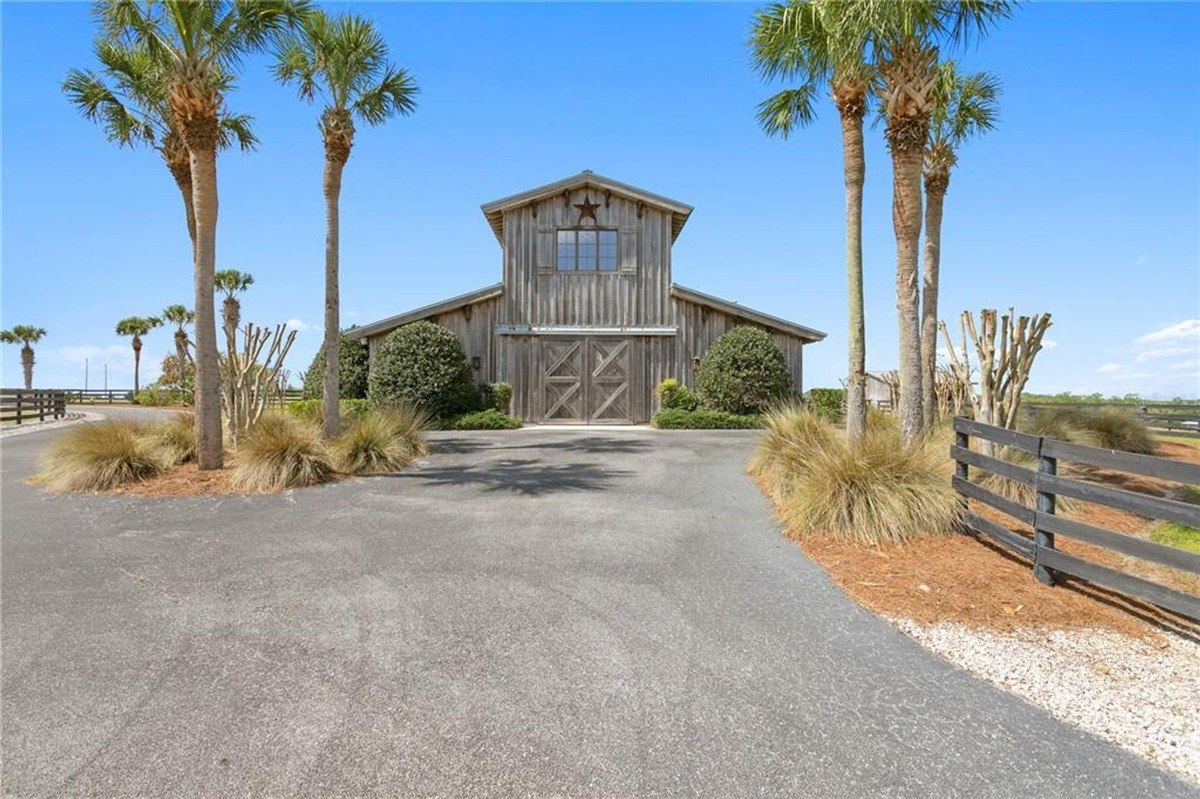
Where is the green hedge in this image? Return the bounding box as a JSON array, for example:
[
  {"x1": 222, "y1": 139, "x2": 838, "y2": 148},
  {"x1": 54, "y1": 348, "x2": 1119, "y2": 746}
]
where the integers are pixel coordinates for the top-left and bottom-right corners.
[
  {"x1": 367, "y1": 321, "x2": 481, "y2": 419},
  {"x1": 449, "y1": 408, "x2": 522, "y2": 430},
  {"x1": 694, "y1": 326, "x2": 791, "y2": 414},
  {"x1": 651, "y1": 408, "x2": 761, "y2": 429},
  {"x1": 285, "y1": 398, "x2": 371, "y2": 425},
  {"x1": 657, "y1": 378, "x2": 698, "y2": 411},
  {"x1": 301, "y1": 331, "x2": 369, "y2": 400},
  {"x1": 806, "y1": 388, "x2": 845, "y2": 422}
]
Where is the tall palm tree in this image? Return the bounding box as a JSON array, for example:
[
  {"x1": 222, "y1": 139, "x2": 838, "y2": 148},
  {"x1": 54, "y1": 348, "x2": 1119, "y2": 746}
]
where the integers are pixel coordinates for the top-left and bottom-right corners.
[
  {"x1": 751, "y1": 0, "x2": 872, "y2": 440},
  {"x1": 0, "y1": 326, "x2": 48, "y2": 390},
  {"x1": 115, "y1": 316, "x2": 162, "y2": 395},
  {"x1": 851, "y1": 0, "x2": 1011, "y2": 443},
  {"x1": 214, "y1": 269, "x2": 254, "y2": 342},
  {"x1": 64, "y1": 39, "x2": 257, "y2": 253},
  {"x1": 99, "y1": 0, "x2": 307, "y2": 469},
  {"x1": 162, "y1": 304, "x2": 195, "y2": 387},
  {"x1": 920, "y1": 63, "x2": 1001, "y2": 427},
  {"x1": 275, "y1": 10, "x2": 418, "y2": 438}
]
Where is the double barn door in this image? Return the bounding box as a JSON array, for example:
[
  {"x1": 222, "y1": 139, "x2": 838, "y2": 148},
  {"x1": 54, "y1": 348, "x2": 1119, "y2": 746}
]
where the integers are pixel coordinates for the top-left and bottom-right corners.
[{"x1": 542, "y1": 338, "x2": 632, "y2": 424}]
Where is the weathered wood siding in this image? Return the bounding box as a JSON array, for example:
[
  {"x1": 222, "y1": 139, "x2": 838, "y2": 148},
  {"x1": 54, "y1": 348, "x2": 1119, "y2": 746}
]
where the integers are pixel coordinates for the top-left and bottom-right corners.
[
  {"x1": 365, "y1": 296, "x2": 501, "y2": 385},
  {"x1": 666, "y1": 296, "x2": 805, "y2": 402},
  {"x1": 500, "y1": 189, "x2": 673, "y2": 327}
]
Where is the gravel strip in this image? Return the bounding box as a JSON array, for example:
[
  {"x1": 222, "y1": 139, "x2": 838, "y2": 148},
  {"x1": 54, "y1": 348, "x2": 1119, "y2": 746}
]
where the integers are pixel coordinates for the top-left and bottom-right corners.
[
  {"x1": 891, "y1": 618, "x2": 1200, "y2": 785},
  {"x1": 0, "y1": 411, "x2": 96, "y2": 438}
]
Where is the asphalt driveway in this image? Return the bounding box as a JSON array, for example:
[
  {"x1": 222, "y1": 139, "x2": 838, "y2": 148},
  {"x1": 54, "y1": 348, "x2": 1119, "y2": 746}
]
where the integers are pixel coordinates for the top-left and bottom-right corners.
[{"x1": 1, "y1": 423, "x2": 1193, "y2": 797}]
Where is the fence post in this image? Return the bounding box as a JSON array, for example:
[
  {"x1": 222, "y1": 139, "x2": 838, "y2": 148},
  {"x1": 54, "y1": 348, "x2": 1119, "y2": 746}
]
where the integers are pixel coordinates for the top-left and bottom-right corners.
[
  {"x1": 954, "y1": 426, "x2": 969, "y2": 518},
  {"x1": 38, "y1": 391, "x2": 45, "y2": 422},
  {"x1": 15, "y1": 392, "x2": 23, "y2": 425},
  {"x1": 1033, "y1": 436, "x2": 1057, "y2": 586}
]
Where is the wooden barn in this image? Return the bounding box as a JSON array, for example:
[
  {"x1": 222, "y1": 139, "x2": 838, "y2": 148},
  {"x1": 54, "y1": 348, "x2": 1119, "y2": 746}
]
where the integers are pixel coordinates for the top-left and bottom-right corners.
[{"x1": 348, "y1": 171, "x2": 825, "y2": 424}]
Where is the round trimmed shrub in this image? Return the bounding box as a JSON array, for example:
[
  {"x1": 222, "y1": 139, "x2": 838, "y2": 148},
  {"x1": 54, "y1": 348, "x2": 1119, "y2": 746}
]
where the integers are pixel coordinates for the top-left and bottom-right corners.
[
  {"x1": 367, "y1": 321, "x2": 480, "y2": 419},
  {"x1": 694, "y1": 326, "x2": 791, "y2": 414},
  {"x1": 301, "y1": 331, "x2": 369, "y2": 400}
]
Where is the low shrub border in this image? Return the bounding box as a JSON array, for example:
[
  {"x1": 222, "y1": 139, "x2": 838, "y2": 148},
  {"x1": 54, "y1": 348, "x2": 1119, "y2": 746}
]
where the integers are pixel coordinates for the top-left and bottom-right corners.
[
  {"x1": 651, "y1": 408, "x2": 761, "y2": 429},
  {"x1": 448, "y1": 408, "x2": 522, "y2": 430}
]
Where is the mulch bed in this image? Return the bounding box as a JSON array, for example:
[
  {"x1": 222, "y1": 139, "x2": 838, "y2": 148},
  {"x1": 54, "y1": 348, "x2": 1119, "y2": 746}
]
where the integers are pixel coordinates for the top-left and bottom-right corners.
[{"x1": 759, "y1": 437, "x2": 1200, "y2": 639}]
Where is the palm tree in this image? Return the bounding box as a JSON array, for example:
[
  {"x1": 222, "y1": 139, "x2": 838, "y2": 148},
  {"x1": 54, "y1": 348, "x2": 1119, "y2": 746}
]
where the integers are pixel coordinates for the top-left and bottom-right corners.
[
  {"x1": 162, "y1": 304, "x2": 195, "y2": 388},
  {"x1": 64, "y1": 39, "x2": 257, "y2": 253},
  {"x1": 852, "y1": 0, "x2": 1011, "y2": 443},
  {"x1": 115, "y1": 316, "x2": 162, "y2": 395},
  {"x1": 920, "y1": 63, "x2": 1001, "y2": 427},
  {"x1": 98, "y1": 0, "x2": 307, "y2": 469},
  {"x1": 0, "y1": 326, "x2": 48, "y2": 390},
  {"x1": 275, "y1": 10, "x2": 418, "y2": 438},
  {"x1": 751, "y1": 0, "x2": 872, "y2": 440},
  {"x1": 214, "y1": 269, "x2": 255, "y2": 342}
]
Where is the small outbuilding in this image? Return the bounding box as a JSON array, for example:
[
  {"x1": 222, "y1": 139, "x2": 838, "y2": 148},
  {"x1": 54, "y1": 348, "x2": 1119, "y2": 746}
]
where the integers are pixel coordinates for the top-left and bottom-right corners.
[{"x1": 349, "y1": 171, "x2": 825, "y2": 424}]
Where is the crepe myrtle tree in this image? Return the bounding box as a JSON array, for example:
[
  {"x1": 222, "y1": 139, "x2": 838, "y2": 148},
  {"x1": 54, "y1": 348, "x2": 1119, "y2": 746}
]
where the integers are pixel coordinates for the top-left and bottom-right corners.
[
  {"x1": 275, "y1": 9, "x2": 418, "y2": 438},
  {"x1": 0, "y1": 325, "x2": 48, "y2": 390}
]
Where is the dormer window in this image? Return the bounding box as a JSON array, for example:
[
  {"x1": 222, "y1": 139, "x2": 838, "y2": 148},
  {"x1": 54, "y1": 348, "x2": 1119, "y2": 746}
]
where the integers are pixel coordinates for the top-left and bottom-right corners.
[{"x1": 557, "y1": 229, "x2": 618, "y2": 272}]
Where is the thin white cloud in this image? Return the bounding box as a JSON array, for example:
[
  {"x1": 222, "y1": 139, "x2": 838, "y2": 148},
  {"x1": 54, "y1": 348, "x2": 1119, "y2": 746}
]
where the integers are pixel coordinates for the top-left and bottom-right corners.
[
  {"x1": 1135, "y1": 319, "x2": 1200, "y2": 346},
  {"x1": 1096, "y1": 363, "x2": 1121, "y2": 374},
  {"x1": 284, "y1": 318, "x2": 311, "y2": 332},
  {"x1": 1041, "y1": 340, "x2": 1059, "y2": 350}
]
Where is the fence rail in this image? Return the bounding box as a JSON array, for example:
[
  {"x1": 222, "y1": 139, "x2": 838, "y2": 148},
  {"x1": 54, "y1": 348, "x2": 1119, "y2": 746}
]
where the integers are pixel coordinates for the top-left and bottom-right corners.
[
  {"x1": 1, "y1": 389, "x2": 68, "y2": 425},
  {"x1": 951, "y1": 416, "x2": 1200, "y2": 622},
  {"x1": 61, "y1": 389, "x2": 132, "y2": 404}
]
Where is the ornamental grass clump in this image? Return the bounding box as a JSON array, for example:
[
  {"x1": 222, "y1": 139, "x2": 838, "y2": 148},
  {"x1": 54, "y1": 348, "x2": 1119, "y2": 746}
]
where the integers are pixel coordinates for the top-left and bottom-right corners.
[
  {"x1": 332, "y1": 406, "x2": 429, "y2": 475},
  {"x1": 231, "y1": 413, "x2": 333, "y2": 492},
  {"x1": 144, "y1": 413, "x2": 197, "y2": 466},
  {"x1": 39, "y1": 421, "x2": 164, "y2": 491},
  {"x1": 1081, "y1": 409, "x2": 1156, "y2": 455},
  {"x1": 751, "y1": 406, "x2": 959, "y2": 546}
]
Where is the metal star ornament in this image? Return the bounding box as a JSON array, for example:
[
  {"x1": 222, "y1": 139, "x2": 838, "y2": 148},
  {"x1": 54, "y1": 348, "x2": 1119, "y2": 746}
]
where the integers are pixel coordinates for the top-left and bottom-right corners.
[{"x1": 573, "y1": 194, "x2": 600, "y2": 224}]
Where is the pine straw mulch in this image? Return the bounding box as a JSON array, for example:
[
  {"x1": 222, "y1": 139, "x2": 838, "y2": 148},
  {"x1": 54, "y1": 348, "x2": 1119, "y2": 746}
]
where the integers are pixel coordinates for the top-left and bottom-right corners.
[
  {"x1": 103, "y1": 463, "x2": 349, "y2": 497},
  {"x1": 757, "y1": 439, "x2": 1200, "y2": 640}
]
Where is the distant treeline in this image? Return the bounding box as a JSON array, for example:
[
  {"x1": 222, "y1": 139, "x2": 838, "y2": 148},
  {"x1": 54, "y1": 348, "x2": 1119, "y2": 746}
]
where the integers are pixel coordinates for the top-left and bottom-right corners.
[{"x1": 1023, "y1": 392, "x2": 1199, "y2": 405}]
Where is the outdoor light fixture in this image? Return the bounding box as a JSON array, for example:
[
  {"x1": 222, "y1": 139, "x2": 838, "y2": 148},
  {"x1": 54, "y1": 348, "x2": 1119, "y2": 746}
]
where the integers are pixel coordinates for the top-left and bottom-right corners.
[{"x1": 472, "y1": 356, "x2": 482, "y2": 371}]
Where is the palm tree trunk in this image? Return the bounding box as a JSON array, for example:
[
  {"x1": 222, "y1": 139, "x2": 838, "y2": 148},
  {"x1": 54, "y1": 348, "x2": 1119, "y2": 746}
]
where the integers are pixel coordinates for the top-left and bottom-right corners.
[
  {"x1": 21, "y1": 345, "x2": 33, "y2": 390},
  {"x1": 920, "y1": 174, "x2": 948, "y2": 429},
  {"x1": 322, "y1": 152, "x2": 347, "y2": 439},
  {"x1": 190, "y1": 143, "x2": 223, "y2": 469},
  {"x1": 891, "y1": 142, "x2": 925, "y2": 444},
  {"x1": 174, "y1": 329, "x2": 189, "y2": 392},
  {"x1": 132, "y1": 338, "x2": 142, "y2": 395},
  {"x1": 840, "y1": 105, "x2": 867, "y2": 441}
]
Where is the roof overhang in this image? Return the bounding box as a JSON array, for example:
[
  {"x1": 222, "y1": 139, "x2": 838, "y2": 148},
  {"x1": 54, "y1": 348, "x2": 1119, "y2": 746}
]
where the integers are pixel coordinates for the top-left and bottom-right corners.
[
  {"x1": 670, "y1": 284, "x2": 826, "y2": 343},
  {"x1": 481, "y1": 171, "x2": 693, "y2": 245},
  {"x1": 346, "y1": 283, "x2": 504, "y2": 340}
]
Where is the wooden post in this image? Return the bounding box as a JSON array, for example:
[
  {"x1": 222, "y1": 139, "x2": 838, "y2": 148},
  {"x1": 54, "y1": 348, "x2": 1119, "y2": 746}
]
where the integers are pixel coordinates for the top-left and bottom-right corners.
[
  {"x1": 1034, "y1": 437, "x2": 1057, "y2": 586},
  {"x1": 15, "y1": 392, "x2": 23, "y2": 425},
  {"x1": 38, "y1": 391, "x2": 45, "y2": 422},
  {"x1": 953, "y1": 426, "x2": 970, "y2": 526}
]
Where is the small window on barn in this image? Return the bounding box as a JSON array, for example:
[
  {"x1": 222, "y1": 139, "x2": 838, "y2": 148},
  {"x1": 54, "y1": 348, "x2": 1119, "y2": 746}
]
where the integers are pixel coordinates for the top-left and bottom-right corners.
[{"x1": 556, "y1": 229, "x2": 619, "y2": 272}]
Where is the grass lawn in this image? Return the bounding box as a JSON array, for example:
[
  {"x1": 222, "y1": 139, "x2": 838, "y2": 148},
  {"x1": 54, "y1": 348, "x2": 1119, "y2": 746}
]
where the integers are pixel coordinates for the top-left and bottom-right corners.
[{"x1": 1150, "y1": 522, "x2": 1200, "y2": 555}]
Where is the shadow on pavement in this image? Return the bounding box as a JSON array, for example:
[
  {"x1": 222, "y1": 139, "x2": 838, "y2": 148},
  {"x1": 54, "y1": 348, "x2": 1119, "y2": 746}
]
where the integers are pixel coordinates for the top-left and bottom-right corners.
[{"x1": 386, "y1": 458, "x2": 632, "y2": 496}]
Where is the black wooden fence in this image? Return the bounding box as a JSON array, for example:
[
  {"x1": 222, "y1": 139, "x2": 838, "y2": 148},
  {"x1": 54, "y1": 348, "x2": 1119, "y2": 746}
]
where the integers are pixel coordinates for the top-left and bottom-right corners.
[
  {"x1": 1, "y1": 389, "x2": 68, "y2": 425},
  {"x1": 951, "y1": 417, "x2": 1200, "y2": 621},
  {"x1": 63, "y1": 389, "x2": 131, "y2": 404}
]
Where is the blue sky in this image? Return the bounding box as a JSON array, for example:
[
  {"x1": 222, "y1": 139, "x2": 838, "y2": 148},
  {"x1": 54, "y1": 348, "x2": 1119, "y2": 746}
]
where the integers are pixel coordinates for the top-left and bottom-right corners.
[{"x1": 3, "y1": 1, "x2": 1198, "y2": 397}]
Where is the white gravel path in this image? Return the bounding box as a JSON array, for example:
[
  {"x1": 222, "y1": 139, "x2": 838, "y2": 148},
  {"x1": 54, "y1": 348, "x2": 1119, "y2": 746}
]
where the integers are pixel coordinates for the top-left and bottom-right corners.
[{"x1": 891, "y1": 619, "x2": 1200, "y2": 785}]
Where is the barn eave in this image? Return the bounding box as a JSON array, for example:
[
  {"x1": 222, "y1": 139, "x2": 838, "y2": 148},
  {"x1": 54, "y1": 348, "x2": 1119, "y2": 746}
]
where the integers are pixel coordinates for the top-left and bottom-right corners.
[{"x1": 346, "y1": 283, "x2": 504, "y2": 341}]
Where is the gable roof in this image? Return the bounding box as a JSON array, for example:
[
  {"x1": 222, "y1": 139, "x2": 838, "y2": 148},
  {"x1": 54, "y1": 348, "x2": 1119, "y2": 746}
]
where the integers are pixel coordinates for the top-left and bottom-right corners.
[
  {"x1": 670, "y1": 284, "x2": 826, "y2": 343},
  {"x1": 344, "y1": 283, "x2": 504, "y2": 341},
  {"x1": 480, "y1": 170, "x2": 693, "y2": 244}
]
